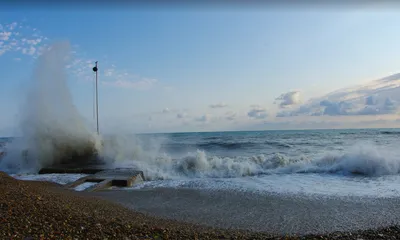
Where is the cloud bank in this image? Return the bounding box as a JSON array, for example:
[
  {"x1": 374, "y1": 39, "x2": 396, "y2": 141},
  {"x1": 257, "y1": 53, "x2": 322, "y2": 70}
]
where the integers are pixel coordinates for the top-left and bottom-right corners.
[
  {"x1": 248, "y1": 105, "x2": 268, "y2": 119},
  {"x1": 277, "y1": 73, "x2": 400, "y2": 118},
  {"x1": 275, "y1": 91, "x2": 301, "y2": 108}
]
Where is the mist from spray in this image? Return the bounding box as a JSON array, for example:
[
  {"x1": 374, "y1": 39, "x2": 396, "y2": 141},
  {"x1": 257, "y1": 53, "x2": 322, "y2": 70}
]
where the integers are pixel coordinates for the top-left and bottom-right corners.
[{"x1": 0, "y1": 42, "x2": 102, "y2": 173}]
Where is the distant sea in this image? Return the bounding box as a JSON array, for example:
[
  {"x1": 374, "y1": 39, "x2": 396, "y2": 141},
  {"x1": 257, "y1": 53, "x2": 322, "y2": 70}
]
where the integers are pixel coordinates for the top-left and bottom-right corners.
[{"x1": 3, "y1": 128, "x2": 400, "y2": 197}]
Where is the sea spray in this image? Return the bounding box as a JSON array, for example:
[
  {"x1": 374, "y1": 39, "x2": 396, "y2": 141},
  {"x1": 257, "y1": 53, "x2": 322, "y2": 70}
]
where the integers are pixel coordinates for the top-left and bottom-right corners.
[
  {"x1": 2, "y1": 45, "x2": 400, "y2": 181},
  {"x1": 109, "y1": 142, "x2": 400, "y2": 180},
  {"x1": 0, "y1": 42, "x2": 102, "y2": 173}
]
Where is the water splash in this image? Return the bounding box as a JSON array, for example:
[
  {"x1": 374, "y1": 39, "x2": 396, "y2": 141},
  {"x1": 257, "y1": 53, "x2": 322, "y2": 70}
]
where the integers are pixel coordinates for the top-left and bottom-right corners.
[
  {"x1": 111, "y1": 143, "x2": 400, "y2": 180},
  {"x1": 0, "y1": 42, "x2": 101, "y2": 173}
]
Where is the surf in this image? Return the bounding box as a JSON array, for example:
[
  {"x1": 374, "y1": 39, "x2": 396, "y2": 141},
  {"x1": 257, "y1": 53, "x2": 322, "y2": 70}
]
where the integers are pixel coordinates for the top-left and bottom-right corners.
[{"x1": 0, "y1": 42, "x2": 102, "y2": 173}]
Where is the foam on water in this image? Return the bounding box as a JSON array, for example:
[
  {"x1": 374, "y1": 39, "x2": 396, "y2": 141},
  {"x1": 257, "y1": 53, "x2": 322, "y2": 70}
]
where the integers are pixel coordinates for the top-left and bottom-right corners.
[
  {"x1": 10, "y1": 170, "x2": 400, "y2": 197},
  {"x1": 4, "y1": 122, "x2": 400, "y2": 197},
  {"x1": 12, "y1": 173, "x2": 87, "y2": 185},
  {"x1": 106, "y1": 141, "x2": 400, "y2": 197},
  {"x1": 108, "y1": 143, "x2": 400, "y2": 181},
  {"x1": 128, "y1": 174, "x2": 400, "y2": 198},
  {"x1": 74, "y1": 182, "x2": 97, "y2": 191}
]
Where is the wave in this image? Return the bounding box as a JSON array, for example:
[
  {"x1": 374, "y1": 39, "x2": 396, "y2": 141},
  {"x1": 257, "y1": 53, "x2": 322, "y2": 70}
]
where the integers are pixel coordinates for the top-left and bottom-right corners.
[
  {"x1": 339, "y1": 132, "x2": 357, "y2": 135},
  {"x1": 3, "y1": 126, "x2": 399, "y2": 180},
  {"x1": 202, "y1": 136, "x2": 222, "y2": 140},
  {"x1": 197, "y1": 141, "x2": 257, "y2": 150},
  {"x1": 109, "y1": 142, "x2": 400, "y2": 180},
  {"x1": 162, "y1": 140, "x2": 291, "y2": 152},
  {"x1": 277, "y1": 146, "x2": 400, "y2": 176},
  {"x1": 264, "y1": 140, "x2": 292, "y2": 148},
  {"x1": 380, "y1": 131, "x2": 400, "y2": 135}
]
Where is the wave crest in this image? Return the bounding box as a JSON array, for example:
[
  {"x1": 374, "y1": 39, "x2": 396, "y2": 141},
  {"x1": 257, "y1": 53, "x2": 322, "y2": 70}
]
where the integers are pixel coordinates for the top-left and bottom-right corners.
[{"x1": 112, "y1": 143, "x2": 400, "y2": 180}]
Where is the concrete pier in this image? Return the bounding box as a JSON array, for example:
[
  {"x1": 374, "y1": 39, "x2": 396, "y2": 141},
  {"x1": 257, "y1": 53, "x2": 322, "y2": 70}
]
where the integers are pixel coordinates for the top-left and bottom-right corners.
[{"x1": 39, "y1": 165, "x2": 145, "y2": 192}]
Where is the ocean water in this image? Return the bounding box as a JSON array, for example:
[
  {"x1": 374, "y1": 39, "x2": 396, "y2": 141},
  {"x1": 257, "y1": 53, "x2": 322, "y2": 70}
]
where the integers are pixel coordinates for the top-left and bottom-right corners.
[{"x1": 3, "y1": 128, "x2": 400, "y2": 198}]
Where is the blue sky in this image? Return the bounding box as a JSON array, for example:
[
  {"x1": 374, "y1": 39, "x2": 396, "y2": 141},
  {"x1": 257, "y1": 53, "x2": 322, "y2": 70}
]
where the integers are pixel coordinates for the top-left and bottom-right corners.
[{"x1": 2, "y1": 6, "x2": 400, "y2": 135}]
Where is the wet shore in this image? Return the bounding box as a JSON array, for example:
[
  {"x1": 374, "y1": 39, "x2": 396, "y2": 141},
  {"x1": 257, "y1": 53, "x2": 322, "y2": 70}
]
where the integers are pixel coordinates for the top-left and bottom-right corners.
[
  {"x1": 2, "y1": 171, "x2": 400, "y2": 239},
  {"x1": 93, "y1": 187, "x2": 400, "y2": 235}
]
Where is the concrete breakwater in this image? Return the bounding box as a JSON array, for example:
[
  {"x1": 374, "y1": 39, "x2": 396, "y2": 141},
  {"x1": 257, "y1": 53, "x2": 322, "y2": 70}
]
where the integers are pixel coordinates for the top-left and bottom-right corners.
[{"x1": 39, "y1": 165, "x2": 145, "y2": 192}]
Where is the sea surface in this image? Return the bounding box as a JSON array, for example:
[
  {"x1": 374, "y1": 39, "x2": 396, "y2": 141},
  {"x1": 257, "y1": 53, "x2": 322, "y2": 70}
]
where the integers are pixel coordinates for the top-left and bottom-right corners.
[{"x1": 3, "y1": 128, "x2": 400, "y2": 198}]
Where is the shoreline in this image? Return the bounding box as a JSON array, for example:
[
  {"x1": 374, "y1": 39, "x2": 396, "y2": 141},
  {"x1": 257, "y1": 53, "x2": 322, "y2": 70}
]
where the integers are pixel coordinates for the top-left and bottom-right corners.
[
  {"x1": 93, "y1": 187, "x2": 400, "y2": 235},
  {"x1": 1, "y1": 172, "x2": 400, "y2": 239},
  {"x1": 0, "y1": 172, "x2": 273, "y2": 239}
]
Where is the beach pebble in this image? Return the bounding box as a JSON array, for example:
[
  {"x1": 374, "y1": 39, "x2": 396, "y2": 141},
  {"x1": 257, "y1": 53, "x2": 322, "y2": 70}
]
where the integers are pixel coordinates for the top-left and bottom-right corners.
[{"x1": 1, "y1": 171, "x2": 400, "y2": 240}]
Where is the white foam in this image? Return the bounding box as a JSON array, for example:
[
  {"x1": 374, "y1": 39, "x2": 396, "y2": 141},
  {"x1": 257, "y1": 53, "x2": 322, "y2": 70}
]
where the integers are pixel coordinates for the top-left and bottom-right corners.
[
  {"x1": 12, "y1": 173, "x2": 87, "y2": 185},
  {"x1": 108, "y1": 142, "x2": 400, "y2": 182},
  {"x1": 129, "y1": 174, "x2": 400, "y2": 198},
  {"x1": 74, "y1": 182, "x2": 97, "y2": 191},
  {"x1": 277, "y1": 144, "x2": 400, "y2": 176},
  {"x1": 11, "y1": 172, "x2": 400, "y2": 197}
]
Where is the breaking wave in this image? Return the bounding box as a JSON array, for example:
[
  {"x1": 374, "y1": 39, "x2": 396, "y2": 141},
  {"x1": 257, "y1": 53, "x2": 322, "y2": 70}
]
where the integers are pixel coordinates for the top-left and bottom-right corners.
[{"x1": 111, "y1": 143, "x2": 400, "y2": 180}]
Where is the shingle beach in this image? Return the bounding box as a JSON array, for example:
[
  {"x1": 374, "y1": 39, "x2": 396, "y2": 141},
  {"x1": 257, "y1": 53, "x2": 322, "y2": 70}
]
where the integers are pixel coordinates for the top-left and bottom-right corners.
[{"x1": 1, "y1": 171, "x2": 400, "y2": 240}]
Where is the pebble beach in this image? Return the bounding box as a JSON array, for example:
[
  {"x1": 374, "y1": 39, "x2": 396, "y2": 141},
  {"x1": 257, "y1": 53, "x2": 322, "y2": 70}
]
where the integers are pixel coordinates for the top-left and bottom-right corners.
[{"x1": 2, "y1": 171, "x2": 400, "y2": 240}]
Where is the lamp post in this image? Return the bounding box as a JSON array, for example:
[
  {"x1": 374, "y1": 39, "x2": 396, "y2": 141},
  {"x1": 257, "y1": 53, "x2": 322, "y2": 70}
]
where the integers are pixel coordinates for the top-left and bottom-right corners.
[{"x1": 93, "y1": 61, "x2": 99, "y2": 134}]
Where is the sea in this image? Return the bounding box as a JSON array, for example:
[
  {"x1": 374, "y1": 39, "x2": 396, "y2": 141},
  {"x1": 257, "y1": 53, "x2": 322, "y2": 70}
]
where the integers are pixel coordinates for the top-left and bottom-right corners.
[{"x1": 2, "y1": 128, "x2": 400, "y2": 198}]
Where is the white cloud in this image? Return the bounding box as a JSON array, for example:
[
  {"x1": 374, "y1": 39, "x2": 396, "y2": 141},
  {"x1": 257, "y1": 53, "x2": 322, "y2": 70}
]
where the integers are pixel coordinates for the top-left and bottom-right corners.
[
  {"x1": 0, "y1": 21, "x2": 160, "y2": 92},
  {"x1": 320, "y1": 96, "x2": 398, "y2": 116},
  {"x1": 248, "y1": 106, "x2": 268, "y2": 119},
  {"x1": 25, "y1": 38, "x2": 42, "y2": 45},
  {"x1": 162, "y1": 108, "x2": 170, "y2": 113},
  {"x1": 276, "y1": 73, "x2": 400, "y2": 118},
  {"x1": 7, "y1": 22, "x2": 17, "y2": 30},
  {"x1": 0, "y1": 21, "x2": 48, "y2": 58},
  {"x1": 0, "y1": 32, "x2": 11, "y2": 41},
  {"x1": 320, "y1": 100, "x2": 353, "y2": 116},
  {"x1": 22, "y1": 46, "x2": 36, "y2": 56},
  {"x1": 275, "y1": 91, "x2": 301, "y2": 108},
  {"x1": 209, "y1": 103, "x2": 228, "y2": 108},
  {"x1": 13, "y1": 57, "x2": 21, "y2": 61}
]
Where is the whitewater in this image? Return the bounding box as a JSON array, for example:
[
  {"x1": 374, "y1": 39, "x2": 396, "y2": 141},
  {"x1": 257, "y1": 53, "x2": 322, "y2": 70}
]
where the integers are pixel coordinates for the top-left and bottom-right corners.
[
  {"x1": 1, "y1": 42, "x2": 400, "y2": 198},
  {"x1": 4, "y1": 128, "x2": 400, "y2": 197},
  {"x1": 92, "y1": 129, "x2": 400, "y2": 197}
]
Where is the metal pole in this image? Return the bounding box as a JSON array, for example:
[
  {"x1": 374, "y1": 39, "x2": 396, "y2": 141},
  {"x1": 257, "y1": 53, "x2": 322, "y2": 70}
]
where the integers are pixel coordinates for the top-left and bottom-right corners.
[{"x1": 93, "y1": 61, "x2": 99, "y2": 134}]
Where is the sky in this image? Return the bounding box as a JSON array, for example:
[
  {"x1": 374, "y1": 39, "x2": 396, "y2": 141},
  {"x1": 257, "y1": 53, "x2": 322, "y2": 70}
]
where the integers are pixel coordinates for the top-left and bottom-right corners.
[{"x1": 2, "y1": 3, "x2": 400, "y2": 135}]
